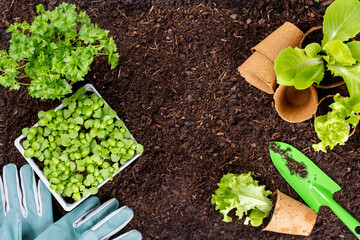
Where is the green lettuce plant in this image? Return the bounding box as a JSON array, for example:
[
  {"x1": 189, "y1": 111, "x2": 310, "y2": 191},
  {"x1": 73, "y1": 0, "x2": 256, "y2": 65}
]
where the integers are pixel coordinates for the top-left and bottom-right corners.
[
  {"x1": 274, "y1": 0, "x2": 360, "y2": 152},
  {"x1": 211, "y1": 172, "x2": 273, "y2": 227},
  {"x1": 0, "y1": 3, "x2": 119, "y2": 100}
]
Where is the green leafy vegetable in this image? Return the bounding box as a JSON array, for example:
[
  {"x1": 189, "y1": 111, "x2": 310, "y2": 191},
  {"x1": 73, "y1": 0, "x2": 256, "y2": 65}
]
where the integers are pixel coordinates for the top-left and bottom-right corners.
[
  {"x1": 322, "y1": 0, "x2": 360, "y2": 45},
  {"x1": 274, "y1": 47, "x2": 324, "y2": 89},
  {"x1": 323, "y1": 40, "x2": 356, "y2": 66},
  {"x1": 313, "y1": 112, "x2": 350, "y2": 152},
  {"x1": 211, "y1": 172, "x2": 273, "y2": 227},
  {"x1": 327, "y1": 63, "x2": 360, "y2": 98},
  {"x1": 347, "y1": 41, "x2": 360, "y2": 61},
  {"x1": 304, "y1": 43, "x2": 322, "y2": 57},
  {"x1": 313, "y1": 94, "x2": 360, "y2": 152},
  {"x1": 274, "y1": 0, "x2": 360, "y2": 151},
  {"x1": 0, "y1": 3, "x2": 118, "y2": 100},
  {"x1": 275, "y1": 0, "x2": 360, "y2": 91}
]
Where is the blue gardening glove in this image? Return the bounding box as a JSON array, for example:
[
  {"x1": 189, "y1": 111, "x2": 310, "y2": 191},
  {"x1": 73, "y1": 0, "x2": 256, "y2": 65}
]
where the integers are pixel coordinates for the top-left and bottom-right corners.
[
  {"x1": 36, "y1": 196, "x2": 142, "y2": 240},
  {"x1": 0, "y1": 209, "x2": 22, "y2": 240},
  {"x1": 0, "y1": 164, "x2": 53, "y2": 240}
]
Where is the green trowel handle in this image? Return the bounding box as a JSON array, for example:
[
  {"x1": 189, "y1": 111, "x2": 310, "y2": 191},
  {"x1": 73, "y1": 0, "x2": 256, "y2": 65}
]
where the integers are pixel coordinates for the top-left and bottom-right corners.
[{"x1": 327, "y1": 197, "x2": 360, "y2": 239}]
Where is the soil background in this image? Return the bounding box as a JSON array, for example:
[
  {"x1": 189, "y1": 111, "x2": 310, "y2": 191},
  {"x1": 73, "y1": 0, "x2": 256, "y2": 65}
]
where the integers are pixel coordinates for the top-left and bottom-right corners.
[{"x1": 0, "y1": 0, "x2": 359, "y2": 239}]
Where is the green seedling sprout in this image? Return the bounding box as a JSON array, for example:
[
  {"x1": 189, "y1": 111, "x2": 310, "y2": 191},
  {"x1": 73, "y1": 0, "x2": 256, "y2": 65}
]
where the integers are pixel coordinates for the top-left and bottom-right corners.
[{"x1": 21, "y1": 87, "x2": 144, "y2": 201}]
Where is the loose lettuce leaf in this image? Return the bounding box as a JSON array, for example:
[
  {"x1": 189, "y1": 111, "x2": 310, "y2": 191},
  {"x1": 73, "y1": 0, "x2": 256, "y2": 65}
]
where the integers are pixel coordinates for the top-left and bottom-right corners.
[
  {"x1": 211, "y1": 173, "x2": 272, "y2": 226},
  {"x1": 274, "y1": 47, "x2": 324, "y2": 89},
  {"x1": 323, "y1": 40, "x2": 356, "y2": 66},
  {"x1": 322, "y1": 0, "x2": 360, "y2": 45}
]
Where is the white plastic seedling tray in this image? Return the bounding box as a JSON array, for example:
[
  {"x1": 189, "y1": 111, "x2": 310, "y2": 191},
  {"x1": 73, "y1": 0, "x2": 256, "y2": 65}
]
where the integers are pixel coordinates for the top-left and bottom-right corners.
[{"x1": 14, "y1": 83, "x2": 142, "y2": 211}]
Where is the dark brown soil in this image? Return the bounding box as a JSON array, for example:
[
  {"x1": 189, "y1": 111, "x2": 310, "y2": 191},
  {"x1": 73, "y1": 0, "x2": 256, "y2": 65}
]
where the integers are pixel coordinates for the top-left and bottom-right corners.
[
  {"x1": 301, "y1": 26, "x2": 323, "y2": 47},
  {"x1": 0, "y1": 0, "x2": 359, "y2": 239}
]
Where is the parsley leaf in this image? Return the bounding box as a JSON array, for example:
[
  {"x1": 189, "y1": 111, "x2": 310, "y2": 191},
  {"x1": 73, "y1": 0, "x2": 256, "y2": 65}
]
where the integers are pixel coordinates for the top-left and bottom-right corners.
[
  {"x1": 0, "y1": 3, "x2": 119, "y2": 99},
  {"x1": 28, "y1": 75, "x2": 72, "y2": 100}
]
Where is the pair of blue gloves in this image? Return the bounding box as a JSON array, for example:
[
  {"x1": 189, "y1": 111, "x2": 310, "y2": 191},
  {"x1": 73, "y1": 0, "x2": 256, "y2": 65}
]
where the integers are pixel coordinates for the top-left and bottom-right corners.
[{"x1": 0, "y1": 164, "x2": 142, "y2": 240}]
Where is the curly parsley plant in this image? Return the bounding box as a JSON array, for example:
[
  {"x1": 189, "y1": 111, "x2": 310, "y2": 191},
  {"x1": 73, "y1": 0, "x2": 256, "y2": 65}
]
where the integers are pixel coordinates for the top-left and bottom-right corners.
[{"x1": 0, "y1": 3, "x2": 119, "y2": 99}]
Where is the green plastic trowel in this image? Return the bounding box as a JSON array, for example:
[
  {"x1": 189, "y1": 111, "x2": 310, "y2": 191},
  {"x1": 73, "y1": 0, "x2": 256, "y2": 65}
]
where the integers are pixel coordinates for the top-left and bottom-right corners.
[{"x1": 269, "y1": 141, "x2": 360, "y2": 239}]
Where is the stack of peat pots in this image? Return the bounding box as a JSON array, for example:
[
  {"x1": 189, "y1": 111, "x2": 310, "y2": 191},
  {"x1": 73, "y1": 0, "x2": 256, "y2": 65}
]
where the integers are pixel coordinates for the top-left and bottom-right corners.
[{"x1": 238, "y1": 22, "x2": 318, "y2": 123}]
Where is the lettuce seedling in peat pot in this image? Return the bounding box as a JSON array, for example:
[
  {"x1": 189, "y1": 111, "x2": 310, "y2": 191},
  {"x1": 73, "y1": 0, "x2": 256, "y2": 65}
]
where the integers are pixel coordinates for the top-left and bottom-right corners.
[
  {"x1": 211, "y1": 172, "x2": 318, "y2": 236},
  {"x1": 274, "y1": 0, "x2": 360, "y2": 152},
  {"x1": 0, "y1": 3, "x2": 119, "y2": 100}
]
